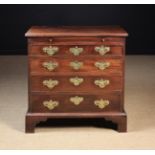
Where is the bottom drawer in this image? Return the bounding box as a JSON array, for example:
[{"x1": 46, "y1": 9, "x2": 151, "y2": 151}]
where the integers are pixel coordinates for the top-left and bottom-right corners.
[{"x1": 29, "y1": 92, "x2": 122, "y2": 113}]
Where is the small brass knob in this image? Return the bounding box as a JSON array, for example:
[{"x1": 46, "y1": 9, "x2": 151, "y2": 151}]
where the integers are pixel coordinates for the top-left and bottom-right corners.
[
  {"x1": 69, "y1": 46, "x2": 83, "y2": 56},
  {"x1": 43, "y1": 79, "x2": 59, "y2": 89},
  {"x1": 43, "y1": 46, "x2": 59, "y2": 56},
  {"x1": 94, "y1": 99, "x2": 109, "y2": 109},
  {"x1": 94, "y1": 45, "x2": 110, "y2": 56},
  {"x1": 94, "y1": 61, "x2": 110, "y2": 70},
  {"x1": 69, "y1": 77, "x2": 84, "y2": 86},
  {"x1": 94, "y1": 79, "x2": 110, "y2": 88},
  {"x1": 70, "y1": 96, "x2": 84, "y2": 105},
  {"x1": 70, "y1": 61, "x2": 83, "y2": 70},
  {"x1": 43, "y1": 100, "x2": 59, "y2": 110},
  {"x1": 42, "y1": 61, "x2": 59, "y2": 71}
]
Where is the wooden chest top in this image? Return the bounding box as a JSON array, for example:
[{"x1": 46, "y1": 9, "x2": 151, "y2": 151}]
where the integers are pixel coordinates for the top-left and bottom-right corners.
[{"x1": 25, "y1": 26, "x2": 128, "y2": 37}]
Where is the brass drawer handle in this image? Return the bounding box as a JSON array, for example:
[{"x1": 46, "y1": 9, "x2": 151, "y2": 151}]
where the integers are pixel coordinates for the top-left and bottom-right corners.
[
  {"x1": 43, "y1": 100, "x2": 59, "y2": 110},
  {"x1": 69, "y1": 46, "x2": 83, "y2": 56},
  {"x1": 43, "y1": 79, "x2": 59, "y2": 89},
  {"x1": 70, "y1": 96, "x2": 84, "y2": 105},
  {"x1": 42, "y1": 61, "x2": 59, "y2": 71},
  {"x1": 43, "y1": 46, "x2": 59, "y2": 56},
  {"x1": 94, "y1": 99, "x2": 109, "y2": 109},
  {"x1": 69, "y1": 77, "x2": 84, "y2": 86},
  {"x1": 70, "y1": 61, "x2": 83, "y2": 70},
  {"x1": 95, "y1": 61, "x2": 110, "y2": 70},
  {"x1": 94, "y1": 79, "x2": 110, "y2": 88},
  {"x1": 94, "y1": 45, "x2": 110, "y2": 56}
]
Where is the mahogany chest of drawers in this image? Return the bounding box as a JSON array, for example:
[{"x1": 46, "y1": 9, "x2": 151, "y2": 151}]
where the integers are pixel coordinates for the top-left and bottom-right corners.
[{"x1": 25, "y1": 26, "x2": 128, "y2": 133}]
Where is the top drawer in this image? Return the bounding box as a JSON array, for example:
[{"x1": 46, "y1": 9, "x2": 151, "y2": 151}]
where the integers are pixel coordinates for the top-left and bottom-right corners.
[
  {"x1": 29, "y1": 45, "x2": 123, "y2": 56},
  {"x1": 28, "y1": 37, "x2": 125, "y2": 56}
]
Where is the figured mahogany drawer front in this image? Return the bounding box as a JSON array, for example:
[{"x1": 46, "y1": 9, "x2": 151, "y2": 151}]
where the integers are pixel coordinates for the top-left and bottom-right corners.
[
  {"x1": 30, "y1": 75, "x2": 122, "y2": 92},
  {"x1": 29, "y1": 57, "x2": 123, "y2": 76},
  {"x1": 29, "y1": 45, "x2": 123, "y2": 56},
  {"x1": 30, "y1": 93, "x2": 122, "y2": 113}
]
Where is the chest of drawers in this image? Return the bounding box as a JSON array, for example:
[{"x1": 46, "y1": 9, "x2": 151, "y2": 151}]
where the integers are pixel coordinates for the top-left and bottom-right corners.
[{"x1": 25, "y1": 26, "x2": 128, "y2": 133}]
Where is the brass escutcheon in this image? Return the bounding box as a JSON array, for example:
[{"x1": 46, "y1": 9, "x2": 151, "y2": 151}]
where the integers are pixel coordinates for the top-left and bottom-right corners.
[
  {"x1": 70, "y1": 61, "x2": 83, "y2": 70},
  {"x1": 94, "y1": 79, "x2": 110, "y2": 88},
  {"x1": 43, "y1": 100, "x2": 59, "y2": 110},
  {"x1": 69, "y1": 46, "x2": 83, "y2": 56},
  {"x1": 42, "y1": 61, "x2": 59, "y2": 71},
  {"x1": 94, "y1": 61, "x2": 110, "y2": 70},
  {"x1": 94, "y1": 99, "x2": 110, "y2": 109},
  {"x1": 69, "y1": 77, "x2": 84, "y2": 86},
  {"x1": 42, "y1": 46, "x2": 59, "y2": 56},
  {"x1": 43, "y1": 79, "x2": 59, "y2": 89},
  {"x1": 94, "y1": 45, "x2": 110, "y2": 56},
  {"x1": 70, "y1": 96, "x2": 84, "y2": 105}
]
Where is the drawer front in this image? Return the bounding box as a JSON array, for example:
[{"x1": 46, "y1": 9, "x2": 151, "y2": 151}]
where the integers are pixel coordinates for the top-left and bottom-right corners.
[
  {"x1": 30, "y1": 76, "x2": 122, "y2": 92},
  {"x1": 29, "y1": 45, "x2": 123, "y2": 56},
  {"x1": 30, "y1": 92, "x2": 122, "y2": 113},
  {"x1": 29, "y1": 57, "x2": 123, "y2": 76}
]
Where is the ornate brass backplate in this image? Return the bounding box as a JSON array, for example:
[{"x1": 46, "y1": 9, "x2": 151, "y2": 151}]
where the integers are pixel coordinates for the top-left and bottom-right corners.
[
  {"x1": 42, "y1": 61, "x2": 59, "y2": 71},
  {"x1": 70, "y1": 61, "x2": 83, "y2": 70},
  {"x1": 43, "y1": 100, "x2": 59, "y2": 110},
  {"x1": 95, "y1": 61, "x2": 110, "y2": 70},
  {"x1": 94, "y1": 99, "x2": 110, "y2": 109},
  {"x1": 42, "y1": 46, "x2": 59, "y2": 56},
  {"x1": 69, "y1": 46, "x2": 83, "y2": 56},
  {"x1": 69, "y1": 76, "x2": 84, "y2": 86},
  {"x1": 70, "y1": 96, "x2": 84, "y2": 105},
  {"x1": 94, "y1": 45, "x2": 110, "y2": 56},
  {"x1": 43, "y1": 79, "x2": 59, "y2": 89},
  {"x1": 94, "y1": 79, "x2": 110, "y2": 88}
]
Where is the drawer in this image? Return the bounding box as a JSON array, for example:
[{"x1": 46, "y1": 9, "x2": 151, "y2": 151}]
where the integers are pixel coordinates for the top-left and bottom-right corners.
[
  {"x1": 29, "y1": 57, "x2": 123, "y2": 76},
  {"x1": 29, "y1": 45, "x2": 123, "y2": 56},
  {"x1": 30, "y1": 75, "x2": 123, "y2": 92},
  {"x1": 30, "y1": 92, "x2": 122, "y2": 113}
]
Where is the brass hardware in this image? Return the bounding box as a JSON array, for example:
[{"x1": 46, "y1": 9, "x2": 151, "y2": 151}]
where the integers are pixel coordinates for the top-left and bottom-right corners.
[
  {"x1": 43, "y1": 46, "x2": 59, "y2": 56},
  {"x1": 69, "y1": 46, "x2": 83, "y2": 56},
  {"x1": 94, "y1": 79, "x2": 110, "y2": 88},
  {"x1": 42, "y1": 61, "x2": 59, "y2": 71},
  {"x1": 43, "y1": 100, "x2": 59, "y2": 110},
  {"x1": 70, "y1": 61, "x2": 83, "y2": 70},
  {"x1": 94, "y1": 61, "x2": 110, "y2": 70},
  {"x1": 94, "y1": 99, "x2": 109, "y2": 109},
  {"x1": 94, "y1": 45, "x2": 110, "y2": 56},
  {"x1": 43, "y1": 79, "x2": 59, "y2": 89},
  {"x1": 70, "y1": 96, "x2": 84, "y2": 105},
  {"x1": 69, "y1": 77, "x2": 84, "y2": 86}
]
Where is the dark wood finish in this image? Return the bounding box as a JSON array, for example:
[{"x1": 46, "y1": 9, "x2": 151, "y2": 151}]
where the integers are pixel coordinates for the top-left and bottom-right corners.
[{"x1": 26, "y1": 26, "x2": 128, "y2": 133}]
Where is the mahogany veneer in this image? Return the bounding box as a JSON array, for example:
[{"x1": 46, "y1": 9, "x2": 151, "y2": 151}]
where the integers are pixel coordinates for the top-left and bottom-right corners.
[{"x1": 25, "y1": 26, "x2": 128, "y2": 133}]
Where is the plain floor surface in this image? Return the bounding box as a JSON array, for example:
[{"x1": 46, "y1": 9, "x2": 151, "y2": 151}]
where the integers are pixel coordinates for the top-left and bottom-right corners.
[{"x1": 0, "y1": 55, "x2": 155, "y2": 149}]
